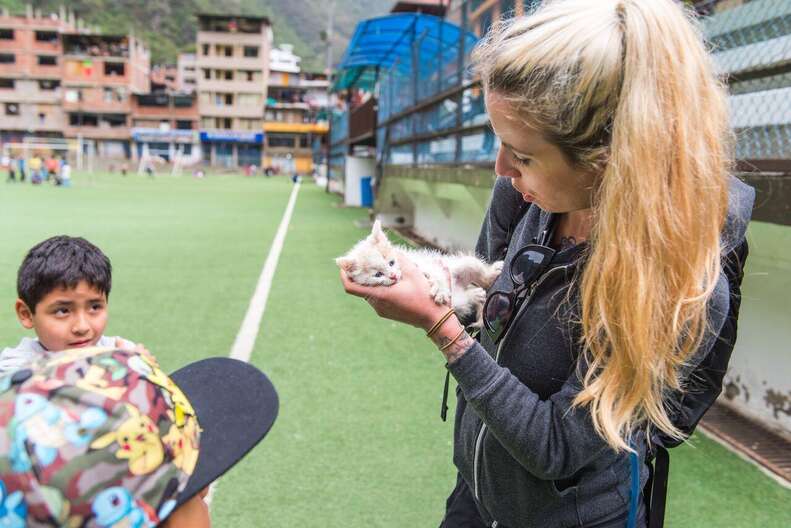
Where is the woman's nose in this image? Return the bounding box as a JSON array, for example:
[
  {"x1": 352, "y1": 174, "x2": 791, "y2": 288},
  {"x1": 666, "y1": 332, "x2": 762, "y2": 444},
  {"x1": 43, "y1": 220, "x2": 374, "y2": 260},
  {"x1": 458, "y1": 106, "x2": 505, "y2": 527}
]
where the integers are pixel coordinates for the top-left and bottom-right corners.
[{"x1": 495, "y1": 146, "x2": 519, "y2": 179}]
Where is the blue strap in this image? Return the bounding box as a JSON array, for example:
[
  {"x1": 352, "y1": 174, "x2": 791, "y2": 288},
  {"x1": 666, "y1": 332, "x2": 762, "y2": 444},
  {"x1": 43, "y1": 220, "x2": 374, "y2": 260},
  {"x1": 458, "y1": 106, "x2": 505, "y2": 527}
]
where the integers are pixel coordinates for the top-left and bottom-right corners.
[{"x1": 627, "y1": 448, "x2": 640, "y2": 528}]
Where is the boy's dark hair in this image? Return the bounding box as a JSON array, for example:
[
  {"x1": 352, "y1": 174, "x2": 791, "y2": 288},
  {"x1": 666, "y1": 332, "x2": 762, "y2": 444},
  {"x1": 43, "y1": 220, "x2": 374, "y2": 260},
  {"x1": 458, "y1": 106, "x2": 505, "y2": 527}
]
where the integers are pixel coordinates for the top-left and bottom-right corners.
[{"x1": 17, "y1": 236, "x2": 112, "y2": 312}]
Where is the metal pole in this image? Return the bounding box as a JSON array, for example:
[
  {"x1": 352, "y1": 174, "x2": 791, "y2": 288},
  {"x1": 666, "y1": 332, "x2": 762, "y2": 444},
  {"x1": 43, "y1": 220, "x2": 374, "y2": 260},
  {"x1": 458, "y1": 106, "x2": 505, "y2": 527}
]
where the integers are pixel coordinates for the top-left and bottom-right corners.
[{"x1": 325, "y1": 0, "x2": 335, "y2": 193}]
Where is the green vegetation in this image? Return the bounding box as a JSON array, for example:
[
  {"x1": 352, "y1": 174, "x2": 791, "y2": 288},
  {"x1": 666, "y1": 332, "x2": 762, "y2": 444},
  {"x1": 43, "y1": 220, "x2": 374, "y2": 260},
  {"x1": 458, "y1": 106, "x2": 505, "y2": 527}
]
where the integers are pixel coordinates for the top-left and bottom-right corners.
[
  {"x1": 0, "y1": 173, "x2": 789, "y2": 526},
  {"x1": 0, "y1": 0, "x2": 389, "y2": 67}
]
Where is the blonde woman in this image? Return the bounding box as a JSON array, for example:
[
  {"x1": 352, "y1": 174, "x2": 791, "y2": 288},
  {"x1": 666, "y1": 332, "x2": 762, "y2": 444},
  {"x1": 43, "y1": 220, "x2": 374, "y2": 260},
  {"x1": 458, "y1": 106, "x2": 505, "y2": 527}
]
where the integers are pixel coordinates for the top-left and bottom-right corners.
[{"x1": 341, "y1": 0, "x2": 755, "y2": 526}]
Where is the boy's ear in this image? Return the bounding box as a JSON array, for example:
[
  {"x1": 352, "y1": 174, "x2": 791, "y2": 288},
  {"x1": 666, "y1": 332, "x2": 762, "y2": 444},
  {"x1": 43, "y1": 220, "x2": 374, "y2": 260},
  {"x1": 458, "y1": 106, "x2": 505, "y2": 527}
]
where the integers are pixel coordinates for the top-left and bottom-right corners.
[{"x1": 15, "y1": 299, "x2": 34, "y2": 330}]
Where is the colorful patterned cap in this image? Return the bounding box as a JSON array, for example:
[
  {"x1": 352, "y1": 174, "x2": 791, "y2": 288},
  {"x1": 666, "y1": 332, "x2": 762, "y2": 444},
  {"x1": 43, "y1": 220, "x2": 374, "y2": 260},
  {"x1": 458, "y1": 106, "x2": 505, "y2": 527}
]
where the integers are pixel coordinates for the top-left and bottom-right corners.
[{"x1": 0, "y1": 347, "x2": 279, "y2": 527}]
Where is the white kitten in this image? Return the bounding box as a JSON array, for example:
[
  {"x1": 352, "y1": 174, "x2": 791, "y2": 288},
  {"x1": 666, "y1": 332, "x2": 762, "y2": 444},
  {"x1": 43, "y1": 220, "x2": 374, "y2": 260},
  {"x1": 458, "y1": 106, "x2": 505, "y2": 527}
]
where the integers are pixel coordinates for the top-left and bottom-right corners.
[{"x1": 336, "y1": 220, "x2": 504, "y2": 328}]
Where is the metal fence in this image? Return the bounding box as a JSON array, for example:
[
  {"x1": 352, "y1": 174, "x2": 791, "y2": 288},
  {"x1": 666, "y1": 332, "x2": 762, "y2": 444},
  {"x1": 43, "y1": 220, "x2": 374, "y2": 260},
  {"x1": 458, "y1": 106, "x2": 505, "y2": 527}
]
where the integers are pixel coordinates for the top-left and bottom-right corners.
[{"x1": 704, "y1": 0, "x2": 791, "y2": 165}]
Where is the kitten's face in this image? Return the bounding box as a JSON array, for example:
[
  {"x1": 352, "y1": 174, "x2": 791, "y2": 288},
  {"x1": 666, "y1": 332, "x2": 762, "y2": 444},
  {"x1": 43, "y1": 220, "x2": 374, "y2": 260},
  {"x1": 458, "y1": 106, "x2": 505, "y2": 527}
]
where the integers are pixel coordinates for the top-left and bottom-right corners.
[{"x1": 336, "y1": 221, "x2": 402, "y2": 286}]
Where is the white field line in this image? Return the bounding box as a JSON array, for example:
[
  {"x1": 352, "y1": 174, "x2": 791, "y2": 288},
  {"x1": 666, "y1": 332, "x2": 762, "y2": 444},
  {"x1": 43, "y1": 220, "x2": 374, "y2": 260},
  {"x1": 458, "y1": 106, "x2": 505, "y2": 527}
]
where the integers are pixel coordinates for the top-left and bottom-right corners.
[
  {"x1": 230, "y1": 181, "x2": 301, "y2": 362},
  {"x1": 206, "y1": 181, "x2": 301, "y2": 509}
]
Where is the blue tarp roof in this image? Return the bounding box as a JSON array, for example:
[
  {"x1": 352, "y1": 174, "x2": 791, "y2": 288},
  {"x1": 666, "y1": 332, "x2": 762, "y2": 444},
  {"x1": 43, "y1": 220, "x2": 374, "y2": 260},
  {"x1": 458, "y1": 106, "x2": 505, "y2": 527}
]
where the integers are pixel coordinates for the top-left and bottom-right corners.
[{"x1": 333, "y1": 13, "x2": 478, "y2": 92}]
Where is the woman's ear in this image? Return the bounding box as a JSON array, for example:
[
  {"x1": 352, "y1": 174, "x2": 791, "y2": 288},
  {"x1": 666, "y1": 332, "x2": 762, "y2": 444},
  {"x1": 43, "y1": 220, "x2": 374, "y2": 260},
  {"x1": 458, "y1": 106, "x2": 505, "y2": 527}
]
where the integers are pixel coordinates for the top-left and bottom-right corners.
[{"x1": 15, "y1": 299, "x2": 34, "y2": 330}]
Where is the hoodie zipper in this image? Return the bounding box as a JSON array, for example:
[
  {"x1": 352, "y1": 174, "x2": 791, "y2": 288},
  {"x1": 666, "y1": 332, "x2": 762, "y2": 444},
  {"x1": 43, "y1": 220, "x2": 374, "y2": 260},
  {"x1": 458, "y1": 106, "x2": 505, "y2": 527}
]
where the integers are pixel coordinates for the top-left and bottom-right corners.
[{"x1": 472, "y1": 263, "x2": 574, "y2": 502}]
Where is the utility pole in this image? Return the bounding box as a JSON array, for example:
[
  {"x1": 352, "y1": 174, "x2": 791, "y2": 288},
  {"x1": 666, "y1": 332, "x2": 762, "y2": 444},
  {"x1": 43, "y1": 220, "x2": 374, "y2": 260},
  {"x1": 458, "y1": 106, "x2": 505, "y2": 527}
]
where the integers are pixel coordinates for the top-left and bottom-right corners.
[
  {"x1": 324, "y1": 0, "x2": 335, "y2": 193},
  {"x1": 326, "y1": 1, "x2": 335, "y2": 78}
]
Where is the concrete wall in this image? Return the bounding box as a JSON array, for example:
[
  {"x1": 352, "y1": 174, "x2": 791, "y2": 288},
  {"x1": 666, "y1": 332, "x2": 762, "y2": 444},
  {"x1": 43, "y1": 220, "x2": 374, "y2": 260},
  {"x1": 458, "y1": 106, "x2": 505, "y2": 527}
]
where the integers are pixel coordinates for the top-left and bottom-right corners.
[
  {"x1": 722, "y1": 221, "x2": 791, "y2": 436},
  {"x1": 377, "y1": 166, "x2": 494, "y2": 250}
]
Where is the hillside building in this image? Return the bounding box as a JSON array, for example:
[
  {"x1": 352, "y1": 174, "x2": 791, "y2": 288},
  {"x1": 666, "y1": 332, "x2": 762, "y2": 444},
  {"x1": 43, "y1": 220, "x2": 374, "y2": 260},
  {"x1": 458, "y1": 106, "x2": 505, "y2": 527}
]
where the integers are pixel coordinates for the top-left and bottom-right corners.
[
  {"x1": 264, "y1": 43, "x2": 329, "y2": 174},
  {"x1": 0, "y1": 6, "x2": 79, "y2": 144},
  {"x1": 177, "y1": 53, "x2": 197, "y2": 93},
  {"x1": 60, "y1": 32, "x2": 150, "y2": 159},
  {"x1": 196, "y1": 14, "x2": 271, "y2": 167}
]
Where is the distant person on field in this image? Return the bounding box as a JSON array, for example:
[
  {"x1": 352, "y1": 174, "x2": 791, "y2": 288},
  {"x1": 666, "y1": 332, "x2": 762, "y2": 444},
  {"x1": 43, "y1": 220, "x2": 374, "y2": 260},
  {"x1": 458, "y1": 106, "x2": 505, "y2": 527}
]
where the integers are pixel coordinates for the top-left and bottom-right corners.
[
  {"x1": 3, "y1": 154, "x2": 14, "y2": 182},
  {"x1": 16, "y1": 155, "x2": 25, "y2": 182},
  {"x1": 45, "y1": 154, "x2": 59, "y2": 182},
  {"x1": 29, "y1": 155, "x2": 42, "y2": 183},
  {"x1": 0, "y1": 236, "x2": 144, "y2": 373},
  {"x1": 60, "y1": 157, "x2": 72, "y2": 187}
]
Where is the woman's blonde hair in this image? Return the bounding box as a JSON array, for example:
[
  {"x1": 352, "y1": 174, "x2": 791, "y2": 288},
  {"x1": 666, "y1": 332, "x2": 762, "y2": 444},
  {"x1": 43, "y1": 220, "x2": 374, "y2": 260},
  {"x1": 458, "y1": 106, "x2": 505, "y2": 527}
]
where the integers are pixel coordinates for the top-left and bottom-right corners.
[{"x1": 473, "y1": 0, "x2": 731, "y2": 451}]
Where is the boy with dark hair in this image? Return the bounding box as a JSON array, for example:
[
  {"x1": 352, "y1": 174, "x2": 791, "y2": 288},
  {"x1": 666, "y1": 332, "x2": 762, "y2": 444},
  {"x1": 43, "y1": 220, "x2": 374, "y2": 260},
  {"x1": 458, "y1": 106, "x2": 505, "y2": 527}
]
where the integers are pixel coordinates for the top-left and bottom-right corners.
[
  {"x1": 1, "y1": 236, "x2": 140, "y2": 372},
  {"x1": 0, "y1": 346, "x2": 278, "y2": 526}
]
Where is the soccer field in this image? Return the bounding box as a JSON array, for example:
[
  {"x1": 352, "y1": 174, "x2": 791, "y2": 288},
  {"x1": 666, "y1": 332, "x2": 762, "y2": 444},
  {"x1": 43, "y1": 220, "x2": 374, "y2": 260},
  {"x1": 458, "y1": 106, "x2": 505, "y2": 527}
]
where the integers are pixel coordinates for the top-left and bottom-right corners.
[{"x1": 1, "y1": 172, "x2": 789, "y2": 527}]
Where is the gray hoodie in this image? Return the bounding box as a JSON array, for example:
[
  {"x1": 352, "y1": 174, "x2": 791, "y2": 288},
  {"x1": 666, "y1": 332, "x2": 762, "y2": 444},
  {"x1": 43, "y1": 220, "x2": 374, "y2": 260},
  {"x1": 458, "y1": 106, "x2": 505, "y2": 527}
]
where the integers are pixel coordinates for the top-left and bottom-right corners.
[{"x1": 447, "y1": 176, "x2": 755, "y2": 527}]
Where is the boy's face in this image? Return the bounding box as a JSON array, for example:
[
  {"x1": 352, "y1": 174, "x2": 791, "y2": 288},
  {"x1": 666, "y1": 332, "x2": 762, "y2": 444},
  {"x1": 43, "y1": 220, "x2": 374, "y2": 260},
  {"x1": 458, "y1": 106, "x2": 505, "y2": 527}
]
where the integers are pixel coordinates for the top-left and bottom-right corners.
[{"x1": 15, "y1": 280, "x2": 108, "y2": 352}]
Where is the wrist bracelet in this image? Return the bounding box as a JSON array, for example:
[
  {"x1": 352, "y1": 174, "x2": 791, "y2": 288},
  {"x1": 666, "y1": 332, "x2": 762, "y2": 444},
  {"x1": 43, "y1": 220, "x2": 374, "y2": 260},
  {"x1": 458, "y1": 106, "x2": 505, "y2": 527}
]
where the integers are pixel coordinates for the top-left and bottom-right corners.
[
  {"x1": 440, "y1": 328, "x2": 467, "y2": 352},
  {"x1": 426, "y1": 308, "x2": 456, "y2": 338}
]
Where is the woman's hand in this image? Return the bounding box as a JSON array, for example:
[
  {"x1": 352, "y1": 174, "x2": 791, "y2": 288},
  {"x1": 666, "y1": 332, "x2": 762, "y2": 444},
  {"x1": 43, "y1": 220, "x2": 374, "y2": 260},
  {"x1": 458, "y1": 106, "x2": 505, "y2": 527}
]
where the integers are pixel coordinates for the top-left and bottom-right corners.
[{"x1": 340, "y1": 251, "x2": 449, "y2": 331}]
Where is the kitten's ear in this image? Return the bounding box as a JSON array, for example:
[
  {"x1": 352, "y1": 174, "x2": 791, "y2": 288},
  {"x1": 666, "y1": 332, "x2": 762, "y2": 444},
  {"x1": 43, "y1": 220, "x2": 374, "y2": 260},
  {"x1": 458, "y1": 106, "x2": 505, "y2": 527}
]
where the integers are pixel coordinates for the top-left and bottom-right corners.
[
  {"x1": 370, "y1": 219, "x2": 387, "y2": 244},
  {"x1": 335, "y1": 256, "x2": 354, "y2": 272}
]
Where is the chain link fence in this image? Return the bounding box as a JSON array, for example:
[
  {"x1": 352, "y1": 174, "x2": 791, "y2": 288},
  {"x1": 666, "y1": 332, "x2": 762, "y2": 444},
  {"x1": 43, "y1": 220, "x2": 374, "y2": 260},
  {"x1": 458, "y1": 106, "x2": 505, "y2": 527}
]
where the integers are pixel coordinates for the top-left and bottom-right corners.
[{"x1": 701, "y1": 0, "x2": 791, "y2": 164}]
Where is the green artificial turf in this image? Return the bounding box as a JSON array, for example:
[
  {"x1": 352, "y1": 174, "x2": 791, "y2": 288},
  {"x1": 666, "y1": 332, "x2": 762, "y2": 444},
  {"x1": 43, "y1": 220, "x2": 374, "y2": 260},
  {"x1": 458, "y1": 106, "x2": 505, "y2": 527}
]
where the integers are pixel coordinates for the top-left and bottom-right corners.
[{"x1": 0, "y1": 172, "x2": 789, "y2": 527}]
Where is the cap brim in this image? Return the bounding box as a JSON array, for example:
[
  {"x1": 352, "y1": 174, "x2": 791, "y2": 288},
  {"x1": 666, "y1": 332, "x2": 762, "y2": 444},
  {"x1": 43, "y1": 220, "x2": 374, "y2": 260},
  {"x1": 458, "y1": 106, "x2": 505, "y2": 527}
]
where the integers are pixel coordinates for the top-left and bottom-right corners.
[{"x1": 169, "y1": 357, "x2": 278, "y2": 506}]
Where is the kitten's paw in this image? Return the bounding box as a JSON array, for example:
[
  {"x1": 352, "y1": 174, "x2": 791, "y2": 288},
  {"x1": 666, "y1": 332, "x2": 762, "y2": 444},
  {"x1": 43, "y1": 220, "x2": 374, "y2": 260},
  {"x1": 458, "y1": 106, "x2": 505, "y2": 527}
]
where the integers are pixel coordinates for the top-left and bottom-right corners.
[
  {"x1": 427, "y1": 278, "x2": 450, "y2": 305},
  {"x1": 433, "y1": 289, "x2": 452, "y2": 306},
  {"x1": 484, "y1": 261, "x2": 504, "y2": 287}
]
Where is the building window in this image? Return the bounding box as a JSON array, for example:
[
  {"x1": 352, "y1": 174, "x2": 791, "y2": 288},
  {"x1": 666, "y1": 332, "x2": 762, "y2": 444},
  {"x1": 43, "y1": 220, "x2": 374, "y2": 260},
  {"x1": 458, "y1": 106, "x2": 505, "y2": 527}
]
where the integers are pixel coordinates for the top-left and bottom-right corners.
[
  {"x1": 243, "y1": 46, "x2": 259, "y2": 58},
  {"x1": 0, "y1": 54, "x2": 15, "y2": 64},
  {"x1": 38, "y1": 112, "x2": 46, "y2": 123},
  {"x1": 299, "y1": 134, "x2": 310, "y2": 148},
  {"x1": 69, "y1": 113, "x2": 99, "y2": 126},
  {"x1": 37, "y1": 55, "x2": 58, "y2": 66},
  {"x1": 222, "y1": 117, "x2": 232, "y2": 129},
  {"x1": 245, "y1": 70, "x2": 254, "y2": 82},
  {"x1": 104, "y1": 62, "x2": 125, "y2": 76},
  {"x1": 103, "y1": 87, "x2": 114, "y2": 102},
  {"x1": 0, "y1": 78, "x2": 14, "y2": 89},
  {"x1": 224, "y1": 46, "x2": 233, "y2": 57},
  {"x1": 202, "y1": 44, "x2": 210, "y2": 56},
  {"x1": 0, "y1": 29, "x2": 13, "y2": 40},
  {"x1": 203, "y1": 68, "x2": 211, "y2": 80},
  {"x1": 65, "y1": 89, "x2": 83, "y2": 102},
  {"x1": 5, "y1": 102, "x2": 19, "y2": 116},
  {"x1": 237, "y1": 94, "x2": 260, "y2": 107},
  {"x1": 38, "y1": 79, "x2": 60, "y2": 90},
  {"x1": 176, "y1": 120, "x2": 193, "y2": 130},
  {"x1": 224, "y1": 70, "x2": 233, "y2": 80},
  {"x1": 268, "y1": 134, "x2": 296, "y2": 148},
  {"x1": 102, "y1": 114, "x2": 127, "y2": 127},
  {"x1": 35, "y1": 31, "x2": 58, "y2": 43}
]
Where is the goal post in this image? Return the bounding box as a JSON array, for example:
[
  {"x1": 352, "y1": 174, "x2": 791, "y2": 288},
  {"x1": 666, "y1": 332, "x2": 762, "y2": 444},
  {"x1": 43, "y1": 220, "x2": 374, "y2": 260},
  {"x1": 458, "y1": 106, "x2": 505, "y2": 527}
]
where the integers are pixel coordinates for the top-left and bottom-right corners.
[{"x1": 0, "y1": 137, "x2": 95, "y2": 172}]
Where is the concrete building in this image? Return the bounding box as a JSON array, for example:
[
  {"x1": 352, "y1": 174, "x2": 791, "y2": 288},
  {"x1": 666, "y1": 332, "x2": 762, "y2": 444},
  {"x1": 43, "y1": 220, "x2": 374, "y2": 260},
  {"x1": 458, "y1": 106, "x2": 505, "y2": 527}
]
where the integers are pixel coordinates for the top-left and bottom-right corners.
[
  {"x1": 0, "y1": 6, "x2": 80, "y2": 144},
  {"x1": 177, "y1": 53, "x2": 197, "y2": 93},
  {"x1": 196, "y1": 14, "x2": 271, "y2": 167},
  {"x1": 150, "y1": 64, "x2": 178, "y2": 93},
  {"x1": 131, "y1": 92, "x2": 199, "y2": 162},
  {"x1": 61, "y1": 32, "x2": 150, "y2": 160},
  {"x1": 264, "y1": 44, "x2": 329, "y2": 174}
]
